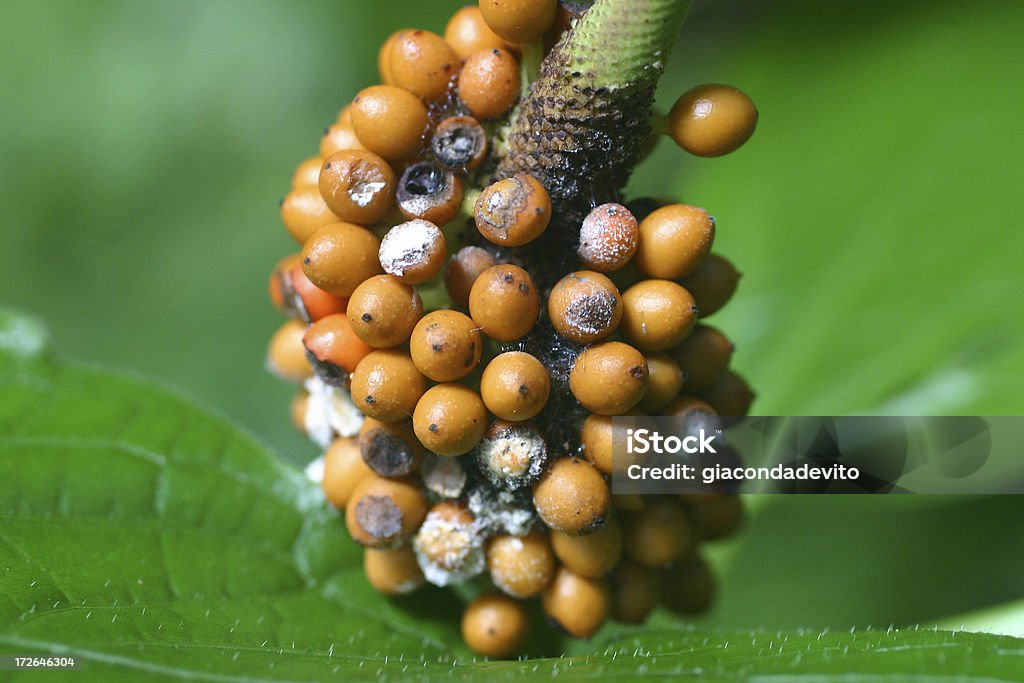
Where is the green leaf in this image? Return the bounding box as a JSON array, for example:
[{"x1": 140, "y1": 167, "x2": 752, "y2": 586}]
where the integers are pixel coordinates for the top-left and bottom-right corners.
[
  {"x1": 636, "y1": 0, "x2": 1024, "y2": 416},
  {"x1": 938, "y1": 598, "x2": 1024, "y2": 639},
  {"x1": 704, "y1": 495, "x2": 1024, "y2": 631},
  {"x1": 2, "y1": 306, "x2": 1023, "y2": 681}
]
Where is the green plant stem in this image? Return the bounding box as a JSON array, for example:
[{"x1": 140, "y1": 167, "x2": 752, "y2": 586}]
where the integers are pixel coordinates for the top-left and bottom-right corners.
[
  {"x1": 497, "y1": 0, "x2": 691, "y2": 211},
  {"x1": 519, "y1": 41, "x2": 545, "y2": 97}
]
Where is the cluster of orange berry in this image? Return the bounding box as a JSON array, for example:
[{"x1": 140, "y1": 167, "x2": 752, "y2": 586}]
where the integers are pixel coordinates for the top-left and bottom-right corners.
[{"x1": 266, "y1": 0, "x2": 757, "y2": 658}]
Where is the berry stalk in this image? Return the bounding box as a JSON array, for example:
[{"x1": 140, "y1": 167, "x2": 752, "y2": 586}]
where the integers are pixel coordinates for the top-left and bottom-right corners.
[{"x1": 497, "y1": 0, "x2": 692, "y2": 207}]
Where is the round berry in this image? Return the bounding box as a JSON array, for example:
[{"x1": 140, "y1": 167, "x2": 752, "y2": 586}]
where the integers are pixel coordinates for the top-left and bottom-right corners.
[
  {"x1": 345, "y1": 474, "x2": 428, "y2": 548},
  {"x1": 445, "y1": 6, "x2": 517, "y2": 60},
  {"x1": 444, "y1": 246, "x2": 497, "y2": 309},
  {"x1": 376, "y1": 29, "x2": 405, "y2": 84},
  {"x1": 541, "y1": 566, "x2": 609, "y2": 639},
  {"x1": 480, "y1": 351, "x2": 550, "y2": 421},
  {"x1": 321, "y1": 437, "x2": 374, "y2": 509},
  {"x1": 689, "y1": 494, "x2": 743, "y2": 540},
  {"x1": 420, "y1": 455, "x2": 468, "y2": 499},
  {"x1": 660, "y1": 556, "x2": 716, "y2": 615},
  {"x1": 359, "y1": 417, "x2": 424, "y2": 477},
  {"x1": 378, "y1": 219, "x2": 447, "y2": 285},
  {"x1": 679, "y1": 253, "x2": 741, "y2": 318},
  {"x1": 610, "y1": 560, "x2": 659, "y2": 624},
  {"x1": 479, "y1": 0, "x2": 557, "y2": 43},
  {"x1": 384, "y1": 29, "x2": 459, "y2": 102},
  {"x1": 469, "y1": 264, "x2": 540, "y2": 341},
  {"x1": 620, "y1": 279, "x2": 699, "y2": 351},
  {"x1": 475, "y1": 420, "x2": 549, "y2": 489},
  {"x1": 549, "y1": 513, "x2": 623, "y2": 578},
  {"x1": 458, "y1": 48, "x2": 521, "y2": 120},
  {"x1": 532, "y1": 457, "x2": 609, "y2": 535},
  {"x1": 432, "y1": 116, "x2": 488, "y2": 172},
  {"x1": 395, "y1": 161, "x2": 464, "y2": 226},
  {"x1": 474, "y1": 174, "x2": 551, "y2": 246},
  {"x1": 670, "y1": 324, "x2": 733, "y2": 392},
  {"x1": 414, "y1": 501, "x2": 485, "y2": 584},
  {"x1": 413, "y1": 383, "x2": 488, "y2": 456},
  {"x1": 266, "y1": 319, "x2": 313, "y2": 383},
  {"x1": 699, "y1": 369, "x2": 755, "y2": 416},
  {"x1": 461, "y1": 592, "x2": 529, "y2": 659},
  {"x1": 577, "y1": 203, "x2": 639, "y2": 272},
  {"x1": 318, "y1": 150, "x2": 396, "y2": 225},
  {"x1": 636, "y1": 353, "x2": 685, "y2": 413},
  {"x1": 622, "y1": 498, "x2": 692, "y2": 567},
  {"x1": 287, "y1": 263, "x2": 349, "y2": 322},
  {"x1": 346, "y1": 274, "x2": 423, "y2": 348},
  {"x1": 634, "y1": 204, "x2": 715, "y2": 279},
  {"x1": 320, "y1": 121, "x2": 368, "y2": 157},
  {"x1": 569, "y1": 342, "x2": 648, "y2": 415},
  {"x1": 302, "y1": 313, "x2": 375, "y2": 384},
  {"x1": 487, "y1": 529, "x2": 556, "y2": 598},
  {"x1": 409, "y1": 310, "x2": 483, "y2": 382},
  {"x1": 668, "y1": 83, "x2": 757, "y2": 157},
  {"x1": 351, "y1": 350, "x2": 427, "y2": 423},
  {"x1": 364, "y1": 546, "x2": 425, "y2": 595},
  {"x1": 291, "y1": 155, "x2": 323, "y2": 189},
  {"x1": 548, "y1": 271, "x2": 623, "y2": 344},
  {"x1": 351, "y1": 85, "x2": 428, "y2": 162},
  {"x1": 301, "y1": 222, "x2": 383, "y2": 297},
  {"x1": 280, "y1": 187, "x2": 340, "y2": 245},
  {"x1": 268, "y1": 253, "x2": 301, "y2": 312},
  {"x1": 580, "y1": 412, "x2": 640, "y2": 475}
]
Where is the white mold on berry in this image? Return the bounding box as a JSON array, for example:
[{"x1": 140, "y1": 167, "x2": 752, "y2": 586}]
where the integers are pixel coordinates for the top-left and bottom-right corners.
[
  {"x1": 421, "y1": 454, "x2": 468, "y2": 499},
  {"x1": 467, "y1": 486, "x2": 536, "y2": 537},
  {"x1": 379, "y1": 219, "x2": 443, "y2": 278},
  {"x1": 302, "y1": 376, "x2": 364, "y2": 448},
  {"x1": 413, "y1": 506, "x2": 485, "y2": 587},
  {"x1": 475, "y1": 422, "x2": 548, "y2": 490}
]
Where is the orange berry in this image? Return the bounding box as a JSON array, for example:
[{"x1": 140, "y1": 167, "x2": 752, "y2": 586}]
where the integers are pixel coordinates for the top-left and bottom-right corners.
[
  {"x1": 445, "y1": 6, "x2": 517, "y2": 60},
  {"x1": 577, "y1": 203, "x2": 640, "y2": 273},
  {"x1": 634, "y1": 203, "x2": 715, "y2": 279},
  {"x1": 668, "y1": 84, "x2": 758, "y2": 157},
  {"x1": 287, "y1": 263, "x2": 349, "y2": 322},
  {"x1": 267, "y1": 319, "x2": 313, "y2": 383},
  {"x1": 319, "y1": 121, "x2": 367, "y2": 157},
  {"x1": 479, "y1": 0, "x2": 557, "y2": 43},
  {"x1": 280, "y1": 187, "x2": 340, "y2": 245},
  {"x1": 475, "y1": 174, "x2": 551, "y2": 246},
  {"x1": 569, "y1": 341, "x2": 648, "y2": 415},
  {"x1": 386, "y1": 29, "x2": 459, "y2": 101},
  {"x1": 291, "y1": 155, "x2": 323, "y2": 189},
  {"x1": 458, "y1": 48, "x2": 520, "y2": 120},
  {"x1": 351, "y1": 85, "x2": 429, "y2": 162},
  {"x1": 301, "y1": 222, "x2": 382, "y2": 297},
  {"x1": 318, "y1": 150, "x2": 396, "y2": 225},
  {"x1": 303, "y1": 313, "x2": 375, "y2": 383}
]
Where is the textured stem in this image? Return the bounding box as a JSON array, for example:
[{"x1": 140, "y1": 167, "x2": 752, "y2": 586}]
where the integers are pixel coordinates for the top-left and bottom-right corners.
[
  {"x1": 497, "y1": 0, "x2": 691, "y2": 209},
  {"x1": 485, "y1": 0, "x2": 693, "y2": 453}
]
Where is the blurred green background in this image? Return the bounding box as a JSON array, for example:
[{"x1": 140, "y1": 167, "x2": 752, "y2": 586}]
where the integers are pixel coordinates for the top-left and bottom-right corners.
[{"x1": 2, "y1": 0, "x2": 1023, "y2": 632}]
